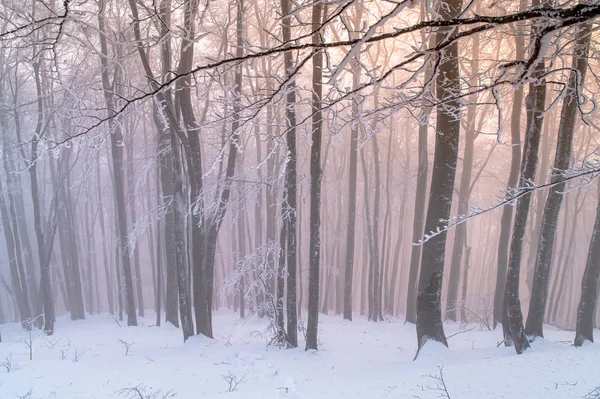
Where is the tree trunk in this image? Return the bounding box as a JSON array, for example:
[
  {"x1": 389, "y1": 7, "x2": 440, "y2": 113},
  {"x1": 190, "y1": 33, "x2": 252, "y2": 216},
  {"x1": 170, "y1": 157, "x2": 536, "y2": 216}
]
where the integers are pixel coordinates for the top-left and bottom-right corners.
[
  {"x1": 550, "y1": 193, "x2": 581, "y2": 323},
  {"x1": 196, "y1": 0, "x2": 244, "y2": 338},
  {"x1": 97, "y1": 1, "x2": 137, "y2": 326},
  {"x1": 97, "y1": 152, "x2": 114, "y2": 314},
  {"x1": 445, "y1": 28, "x2": 479, "y2": 322},
  {"x1": 51, "y1": 152, "x2": 85, "y2": 320},
  {"x1": 343, "y1": 1, "x2": 363, "y2": 322},
  {"x1": 31, "y1": 58, "x2": 56, "y2": 335},
  {"x1": 415, "y1": 0, "x2": 462, "y2": 355},
  {"x1": 0, "y1": 177, "x2": 31, "y2": 325},
  {"x1": 386, "y1": 125, "x2": 410, "y2": 316},
  {"x1": 406, "y1": 3, "x2": 432, "y2": 324},
  {"x1": 306, "y1": 1, "x2": 324, "y2": 351},
  {"x1": 503, "y1": 0, "x2": 549, "y2": 353},
  {"x1": 126, "y1": 137, "x2": 145, "y2": 317},
  {"x1": 525, "y1": 19, "x2": 592, "y2": 339},
  {"x1": 574, "y1": 184, "x2": 600, "y2": 346},
  {"x1": 276, "y1": 207, "x2": 287, "y2": 344},
  {"x1": 170, "y1": 128, "x2": 194, "y2": 341},
  {"x1": 280, "y1": 0, "x2": 298, "y2": 348},
  {"x1": 493, "y1": 1, "x2": 526, "y2": 328}
]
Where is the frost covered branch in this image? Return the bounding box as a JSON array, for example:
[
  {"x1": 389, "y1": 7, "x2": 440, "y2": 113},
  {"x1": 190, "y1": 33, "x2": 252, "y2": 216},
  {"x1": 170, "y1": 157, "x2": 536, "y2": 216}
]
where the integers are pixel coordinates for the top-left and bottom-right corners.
[{"x1": 415, "y1": 161, "x2": 600, "y2": 246}]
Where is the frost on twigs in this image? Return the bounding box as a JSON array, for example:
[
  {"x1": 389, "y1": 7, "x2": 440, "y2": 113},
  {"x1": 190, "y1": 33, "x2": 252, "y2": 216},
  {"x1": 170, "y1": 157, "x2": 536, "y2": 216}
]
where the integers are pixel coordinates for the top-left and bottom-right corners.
[
  {"x1": 222, "y1": 370, "x2": 248, "y2": 393},
  {"x1": 115, "y1": 385, "x2": 176, "y2": 399},
  {"x1": 71, "y1": 347, "x2": 88, "y2": 363},
  {"x1": 415, "y1": 365, "x2": 452, "y2": 399},
  {"x1": 15, "y1": 389, "x2": 34, "y2": 399},
  {"x1": 414, "y1": 159, "x2": 600, "y2": 246},
  {"x1": 127, "y1": 203, "x2": 170, "y2": 255},
  {"x1": 21, "y1": 316, "x2": 45, "y2": 361},
  {"x1": 585, "y1": 386, "x2": 600, "y2": 399},
  {"x1": 119, "y1": 338, "x2": 135, "y2": 356},
  {"x1": 1, "y1": 353, "x2": 19, "y2": 373},
  {"x1": 456, "y1": 294, "x2": 494, "y2": 331},
  {"x1": 220, "y1": 243, "x2": 285, "y2": 347}
]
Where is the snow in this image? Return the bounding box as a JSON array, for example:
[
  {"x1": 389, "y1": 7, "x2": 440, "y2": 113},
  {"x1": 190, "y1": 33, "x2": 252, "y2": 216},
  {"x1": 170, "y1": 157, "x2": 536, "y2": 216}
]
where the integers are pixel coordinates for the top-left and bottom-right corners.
[{"x1": 0, "y1": 313, "x2": 598, "y2": 398}]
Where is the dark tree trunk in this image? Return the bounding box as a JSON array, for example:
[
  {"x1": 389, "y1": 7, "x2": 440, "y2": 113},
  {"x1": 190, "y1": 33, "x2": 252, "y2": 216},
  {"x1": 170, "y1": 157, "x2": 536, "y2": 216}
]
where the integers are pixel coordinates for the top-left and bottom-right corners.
[
  {"x1": 343, "y1": 2, "x2": 363, "y2": 322},
  {"x1": 524, "y1": 110, "x2": 555, "y2": 293},
  {"x1": 154, "y1": 171, "x2": 163, "y2": 326},
  {"x1": 503, "y1": 0, "x2": 548, "y2": 353},
  {"x1": 574, "y1": 185, "x2": 600, "y2": 346},
  {"x1": 195, "y1": 0, "x2": 243, "y2": 338},
  {"x1": 493, "y1": 1, "x2": 526, "y2": 328},
  {"x1": 31, "y1": 59, "x2": 56, "y2": 335},
  {"x1": 172, "y1": 0, "x2": 202, "y2": 342},
  {"x1": 155, "y1": 0, "x2": 179, "y2": 329},
  {"x1": 306, "y1": 1, "x2": 324, "y2": 351},
  {"x1": 170, "y1": 130, "x2": 194, "y2": 341},
  {"x1": 415, "y1": 0, "x2": 462, "y2": 355},
  {"x1": 98, "y1": 1, "x2": 137, "y2": 327},
  {"x1": 445, "y1": 29, "x2": 479, "y2": 322},
  {"x1": 371, "y1": 111, "x2": 383, "y2": 322},
  {"x1": 406, "y1": 3, "x2": 432, "y2": 324},
  {"x1": 235, "y1": 184, "x2": 245, "y2": 319},
  {"x1": 51, "y1": 152, "x2": 85, "y2": 320},
  {"x1": 525, "y1": 19, "x2": 592, "y2": 339},
  {"x1": 276, "y1": 208, "x2": 287, "y2": 344},
  {"x1": 281, "y1": 0, "x2": 298, "y2": 348},
  {"x1": 172, "y1": 0, "x2": 205, "y2": 338},
  {"x1": 126, "y1": 137, "x2": 145, "y2": 317}
]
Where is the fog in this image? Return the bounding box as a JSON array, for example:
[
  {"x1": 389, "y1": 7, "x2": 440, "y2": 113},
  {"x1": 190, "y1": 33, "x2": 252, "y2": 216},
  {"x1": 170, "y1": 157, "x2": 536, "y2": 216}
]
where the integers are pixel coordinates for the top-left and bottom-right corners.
[{"x1": 1, "y1": 0, "x2": 599, "y2": 354}]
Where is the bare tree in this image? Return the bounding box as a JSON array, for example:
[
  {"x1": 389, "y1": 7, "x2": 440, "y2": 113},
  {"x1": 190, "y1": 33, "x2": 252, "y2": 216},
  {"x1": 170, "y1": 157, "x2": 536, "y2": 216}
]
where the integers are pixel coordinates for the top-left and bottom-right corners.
[
  {"x1": 306, "y1": 1, "x2": 325, "y2": 351},
  {"x1": 281, "y1": 0, "x2": 298, "y2": 348},
  {"x1": 493, "y1": 0, "x2": 526, "y2": 327},
  {"x1": 406, "y1": 2, "x2": 433, "y2": 325},
  {"x1": 343, "y1": 0, "x2": 364, "y2": 322},
  {"x1": 575, "y1": 180, "x2": 600, "y2": 346},
  {"x1": 415, "y1": 0, "x2": 462, "y2": 356},
  {"x1": 98, "y1": 1, "x2": 137, "y2": 327},
  {"x1": 526, "y1": 16, "x2": 593, "y2": 339},
  {"x1": 445, "y1": 21, "x2": 480, "y2": 322},
  {"x1": 503, "y1": 0, "x2": 548, "y2": 354}
]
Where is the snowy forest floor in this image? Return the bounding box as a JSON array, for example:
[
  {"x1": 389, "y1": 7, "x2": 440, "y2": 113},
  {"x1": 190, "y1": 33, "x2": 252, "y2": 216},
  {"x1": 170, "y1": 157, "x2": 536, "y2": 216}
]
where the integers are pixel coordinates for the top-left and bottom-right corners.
[{"x1": 0, "y1": 312, "x2": 599, "y2": 399}]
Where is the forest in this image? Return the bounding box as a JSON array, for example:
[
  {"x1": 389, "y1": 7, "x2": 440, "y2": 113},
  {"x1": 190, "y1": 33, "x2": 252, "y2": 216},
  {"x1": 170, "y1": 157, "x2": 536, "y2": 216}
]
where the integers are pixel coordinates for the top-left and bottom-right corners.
[{"x1": 1, "y1": 0, "x2": 600, "y2": 396}]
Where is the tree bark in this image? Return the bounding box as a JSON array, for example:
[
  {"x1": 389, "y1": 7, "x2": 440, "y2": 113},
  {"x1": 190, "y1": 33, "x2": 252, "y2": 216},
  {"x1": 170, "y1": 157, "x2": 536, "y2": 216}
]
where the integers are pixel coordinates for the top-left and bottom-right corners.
[
  {"x1": 343, "y1": 1, "x2": 363, "y2": 322},
  {"x1": 574, "y1": 184, "x2": 600, "y2": 346},
  {"x1": 97, "y1": 0, "x2": 137, "y2": 327},
  {"x1": 503, "y1": 0, "x2": 549, "y2": 353},
  {"x1": 280, "y1": 0, "x2": 298, "y2": 347},
  {"x1": 30, "y1": 57, "x2": 56, "y2": 335},
  {"x1": 126, "y1": 136, "x2": 144, "y2": 317},
  {"x1": 445, "y1": 27, "x2": 479, "y2": 322},
  {"x1": 525, "y1": 19, "x2": 592, "y2": 339},
  {"x1": 96, "y1": 152, "x2": 114, "y2": 314},
  {"x1": 0, "y1": 177, "x2": 31, "y2": 325},
  {"x1": 306, "y1": 1, "x2": 324, "y2": 351},
  {"x1": 415, "y1": 0, "x2": 462, "y2": 355},
  {"x1": 406, "y1": 3, "x2": 432, "y2": 324},
  {"x1": 493, "y1": 1, "x2": 526, "y2": 329}
]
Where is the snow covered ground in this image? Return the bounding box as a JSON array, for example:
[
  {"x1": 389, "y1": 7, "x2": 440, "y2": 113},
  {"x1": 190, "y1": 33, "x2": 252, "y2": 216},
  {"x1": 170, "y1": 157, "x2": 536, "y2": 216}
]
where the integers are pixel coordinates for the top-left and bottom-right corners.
[{"x1": 0, "y1": 312, "x2": 598, "y2": 399}]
